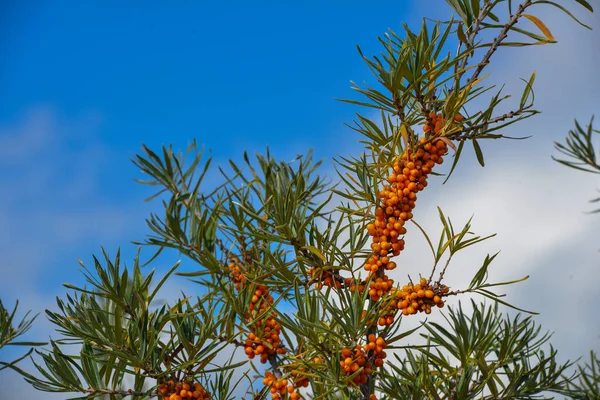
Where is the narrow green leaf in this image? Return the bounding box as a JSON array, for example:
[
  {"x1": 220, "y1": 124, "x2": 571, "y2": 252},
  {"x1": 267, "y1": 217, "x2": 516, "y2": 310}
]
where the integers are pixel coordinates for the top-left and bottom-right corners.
[
  {"x1": 535, "y1": 1, "x2": 592, "y2": 29},
  {"x1": 472, "y1": 139, "x2": 485, "y2": 167},
  {"x1": 520, "y1": 70, "x2": 536, "y2": 108},
  {"x1": 574, "y1": 0, "x2": 594, "y2": 12}
]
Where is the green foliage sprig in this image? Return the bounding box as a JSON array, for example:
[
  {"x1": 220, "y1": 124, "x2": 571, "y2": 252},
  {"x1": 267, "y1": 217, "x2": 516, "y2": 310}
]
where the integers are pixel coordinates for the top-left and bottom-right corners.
[
  {"x1": 0, "y1": 299, "x2": 45, "y2": 372},
  {"x1": 554, "y1": 115, "x2": 600, "y2": 213}
]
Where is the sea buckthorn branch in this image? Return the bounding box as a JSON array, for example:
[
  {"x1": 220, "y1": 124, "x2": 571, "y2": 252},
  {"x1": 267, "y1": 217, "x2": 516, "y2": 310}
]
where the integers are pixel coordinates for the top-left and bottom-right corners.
[
  {"x1": 392, "y1": 93, "x2": 408, "y2": 124},
  {"x1": 447, "y1": 103, "x2": 536, "y2": 141},
  {"x1": 468, "y1": 1, "x2": 534, "y2": 86},
  {"x1": 343, "y1": 112, "x2": 464, "y2": 399},
  {"x1": 217, "y1": 159, "x2": 339, "y2": 399},
  {"x1": 444, "y1": 0, "x2": 590, "y2": 145},
  {"x1": 342, "y1": 1, "x2": 582, "y2": 195},
  {"x1": 162, "y1": 342, "x2": 186, "y2": 370},
  {"x1": 11, "y1": 251, "x2": 230, "y2": 400},
  {"x1": 449, "y1": 0, "x2": 544, "y2": 100},
  {"x1": 297, "y1": 221, "x2": 358, "y2": 291},
  {"x1": 231, "y1": 276, "x2": 287, "y2": 363},
  {"x1": 450, "y1": 1, "x2": 489, "y2": 80},
  {"x1": 227, "y1": 257, "x2": 315, "y2": 400}
]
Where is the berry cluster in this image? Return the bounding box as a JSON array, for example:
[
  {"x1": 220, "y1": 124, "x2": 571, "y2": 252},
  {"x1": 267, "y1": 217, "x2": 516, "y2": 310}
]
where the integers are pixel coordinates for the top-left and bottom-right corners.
[
  {"x1": 343, "y1": 113, "x2": 458, "y2": 388},
  {"x1": 362, "y1": 139, "x2": 449, "y2": 328},
  {"x1": 393, "y1": 277, "x2": 448, "y2": 316},
  {"x1": 362, "y1": 113, "x2": 458, "y2": 319},
  {"x1": 157, "y1": 380, "x2": 210, "y2": 400},
  {"x1": 284, "y1": 359, "x2": 311, "y2": 390},
  {"x1": 228, "y1": 260, "x2": 287, "y2": 363},
  {"x1": 367, "y1": 275, "x2": 395, "y2": 302},
  {"x1": 228, "y1": 261, "x2": 246, "y2": 291},
  {"x1": 339, "y1": 345, "x2": 373, "y2": 386},
  {"x1": 263, "y1": 371, "x2": 302, "y2": 400},
  {"x1": 368, "y1": 136, "x2": 449, "y2": 272},
  {"x1": 338, "y1": 335, "x2": 388, "y2": 386},
  {"x1": 423, "y1": 111, "x2": 463, "y2": 135},
  {"x1": 228, "y1": 260, "x2": 301, "y2": 395},
  {"x1": 307, "y1": 266, "x2": 342, "y2": 290},
  {"x1": 363, "y1": 334, "x2": 387, "y2": 368},
  {"x1": 242, "y1": 284, "x2": 287, "y2": 363}
]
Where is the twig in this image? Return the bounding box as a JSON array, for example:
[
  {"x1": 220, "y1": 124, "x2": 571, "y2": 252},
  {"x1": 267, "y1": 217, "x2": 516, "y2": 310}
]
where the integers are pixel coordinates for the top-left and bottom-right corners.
[
  {"x1": 83, "y1": 387, "x2": 153, "y2": 397},
  {"x1": 360, "y1": 258, "x2": 386, "y2": 399},
  {"x1": 445, "y1": 288, "x2": 472, "y2": 297},
  {"x1": 164, "y1": 342, "x2": 185, "y2": 367},
  {"x1": 451, "y1": 1, "x2": 491, "y2": 95},
  {"x1": 448, "y1": 104, "x2": 534, "y2": 140},
  {"x1": 468, "y1": 0, "x2": 533, "y2": 86},
  {"x1": 268, "y1": 353, "x2": 283, "y2": 378},
  {"x1": 436, "y1": 256, "x2": 453, "y2": 285},
  {"x1": 216, "y1": 334, "x2": 245, "y2": 348}
]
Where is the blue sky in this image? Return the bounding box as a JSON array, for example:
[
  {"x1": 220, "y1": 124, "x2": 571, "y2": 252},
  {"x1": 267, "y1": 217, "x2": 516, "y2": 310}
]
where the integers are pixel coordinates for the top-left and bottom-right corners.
[
  {"x1": 1, "y1": 1, "x2": 599, "y2": 398},
  {"x1": 0, "y1": 1, "x2": 432, "y2": 294},
  {"x1": 1, "y1": 1, "x2": 434, "y2": 159}
]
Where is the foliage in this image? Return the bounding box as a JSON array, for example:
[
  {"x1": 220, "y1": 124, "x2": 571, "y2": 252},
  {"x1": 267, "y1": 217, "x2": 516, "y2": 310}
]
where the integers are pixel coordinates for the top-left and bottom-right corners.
[
  {"x1": 553, "y1": 115, "x2": 600, "y2": 213},
  {"x1": 1, "y1": 1, "x2": 597, "y2": 400},
  {"x1": 0, "y1": 299, "x2": 45, "y2": 372},
  {"x1": 379, "y1": 301, "x2": 574, "y2": 399},
  {"x1": 553, "y1": 115, "x2": 600, "y2": 399},
  {"x1": 567, "y1": 351, "x2": 600, "y2": 399}
]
